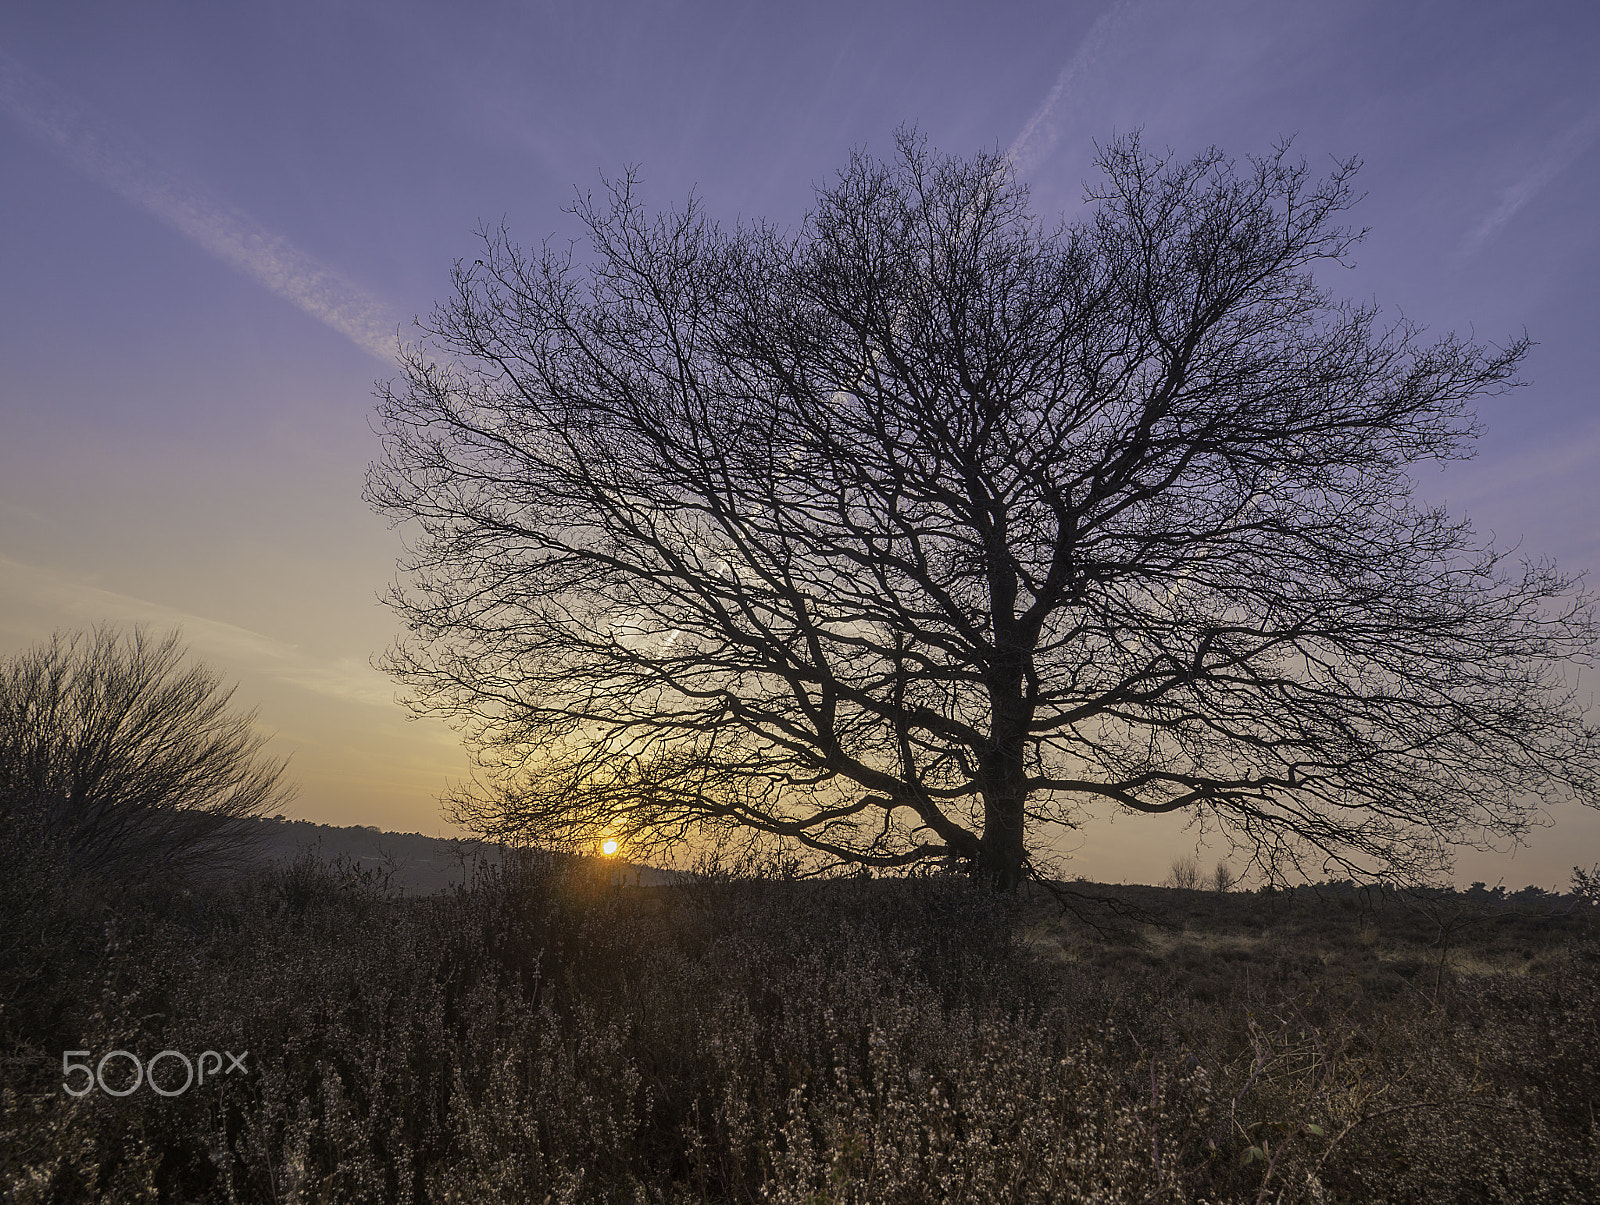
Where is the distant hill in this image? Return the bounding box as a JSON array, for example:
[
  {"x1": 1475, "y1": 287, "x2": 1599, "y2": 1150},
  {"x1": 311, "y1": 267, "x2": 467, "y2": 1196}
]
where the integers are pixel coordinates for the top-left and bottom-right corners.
[{"x1": 236, "y1": 816, "x2": 689, "y2": 894}]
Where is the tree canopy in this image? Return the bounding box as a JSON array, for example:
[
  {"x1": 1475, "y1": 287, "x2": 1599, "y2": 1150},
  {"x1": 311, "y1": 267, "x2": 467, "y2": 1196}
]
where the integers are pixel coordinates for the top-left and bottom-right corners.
[{"x1": 368, "y1": 131, "x2": 1598, "y2": 889}]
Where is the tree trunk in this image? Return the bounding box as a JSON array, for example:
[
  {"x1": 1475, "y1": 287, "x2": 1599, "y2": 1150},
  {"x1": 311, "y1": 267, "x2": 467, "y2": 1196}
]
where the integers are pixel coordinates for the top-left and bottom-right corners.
[
  {"x1": 974, "y1": 620, "x2": 1032, "y2": 890},
  {"x1": 974, "y1": 719, "x2": 1029, "y2": 890},
  {"x1": 975, "y1": 785, "x2": 1026, "y2": 890}
]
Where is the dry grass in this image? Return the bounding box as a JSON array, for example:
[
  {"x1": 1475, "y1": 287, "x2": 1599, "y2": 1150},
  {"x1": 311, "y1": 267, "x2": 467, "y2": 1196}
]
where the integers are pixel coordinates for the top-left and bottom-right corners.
[{"x1": 2, "y1": 847, "x2": 1596, "y2": 1203}]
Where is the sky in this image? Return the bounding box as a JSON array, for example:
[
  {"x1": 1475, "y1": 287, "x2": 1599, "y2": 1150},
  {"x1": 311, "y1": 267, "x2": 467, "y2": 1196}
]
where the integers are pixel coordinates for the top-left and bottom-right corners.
[{"x1": 2, "y1": 0, "x2": 1598, "y2": 888}]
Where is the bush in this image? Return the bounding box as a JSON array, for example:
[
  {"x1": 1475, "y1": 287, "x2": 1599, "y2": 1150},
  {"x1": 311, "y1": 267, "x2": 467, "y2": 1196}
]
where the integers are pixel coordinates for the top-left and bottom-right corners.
[
  {"x1": 3, "y1": 860, "x2": 1594, "y2": 1203},
  {"x1": 0, "y1": 625, "x2": 294, "y2": 882}
]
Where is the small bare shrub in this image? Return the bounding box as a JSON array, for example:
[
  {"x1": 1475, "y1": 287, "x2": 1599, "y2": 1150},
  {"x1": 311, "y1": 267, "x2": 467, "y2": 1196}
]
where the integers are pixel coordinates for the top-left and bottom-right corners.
[{"x1": 0, "y1": 625, "x2": 293, "y2": 883}]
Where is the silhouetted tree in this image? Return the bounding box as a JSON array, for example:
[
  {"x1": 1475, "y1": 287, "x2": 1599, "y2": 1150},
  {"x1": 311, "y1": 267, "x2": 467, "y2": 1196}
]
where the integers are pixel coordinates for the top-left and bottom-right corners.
[
  {"x1": 1165, "y1": 854, "x2": 1204, "y2": 892},
  {"x1": 368, "y1": 130, "x2": 1598, "y2": 890},
  {"x1": 0, "y1": 626, "x2": 294, "y2": 879}
]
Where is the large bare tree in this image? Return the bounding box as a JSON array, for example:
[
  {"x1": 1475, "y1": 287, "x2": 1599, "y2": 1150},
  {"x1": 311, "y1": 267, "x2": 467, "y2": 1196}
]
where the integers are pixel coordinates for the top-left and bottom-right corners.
[{"x1": 368, "y1": 132, "x2": 1598, "y2": 889}]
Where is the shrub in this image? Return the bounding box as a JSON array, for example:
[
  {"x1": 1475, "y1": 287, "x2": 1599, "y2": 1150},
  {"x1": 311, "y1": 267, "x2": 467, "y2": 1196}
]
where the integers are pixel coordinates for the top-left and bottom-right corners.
[
  {"x1": 0, "y1": 625, "x2": 294, "y2": 882},
  {"x1": 2, "y1": 860, "x2": 1595, "y2": 1202}
]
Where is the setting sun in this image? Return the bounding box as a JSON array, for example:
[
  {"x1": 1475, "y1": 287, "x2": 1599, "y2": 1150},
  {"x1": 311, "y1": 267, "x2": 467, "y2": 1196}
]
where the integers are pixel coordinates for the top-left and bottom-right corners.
[{"x1": 601, "y1": 839, "x2": 618, "y2": 856}]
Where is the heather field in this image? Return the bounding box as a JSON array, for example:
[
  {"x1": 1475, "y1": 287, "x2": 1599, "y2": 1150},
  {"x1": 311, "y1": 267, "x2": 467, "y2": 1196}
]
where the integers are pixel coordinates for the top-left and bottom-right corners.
[{"x1": 2, "y1": 845, "x2": 1596, "y2": 1204}]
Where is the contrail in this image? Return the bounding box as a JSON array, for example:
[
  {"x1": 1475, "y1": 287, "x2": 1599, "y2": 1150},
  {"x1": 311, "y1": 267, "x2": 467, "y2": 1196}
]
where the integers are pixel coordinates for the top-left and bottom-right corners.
[
  {"x1": 0, "y1": 49, "x2": 399, "y2": 362},
  {"x1": 1006, "y1": 1, "x2": 1282, "y2": 613},
  {"x1": 1462, "y1": 107, "x2": 1600, "y2": 256},
  {"x1": 1006, "y1": 0, "x2": 1140, "y2": 176}
]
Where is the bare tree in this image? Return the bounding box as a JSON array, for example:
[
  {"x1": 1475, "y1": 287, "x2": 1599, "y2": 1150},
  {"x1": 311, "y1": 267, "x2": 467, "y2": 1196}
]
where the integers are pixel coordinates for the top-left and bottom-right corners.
[
  {"x1": 1212, "y1": 861, "x2": 1237, "y2": 893},
  {"x1": 0, "y1": 626, "x2": 295, "y2": 880},
  {"x1": 368, "y1": 130, "x2": 1598, "y2": 890},
  {"x1": 1165, "y1": 853, "x2": 1203, "y2": 892}
]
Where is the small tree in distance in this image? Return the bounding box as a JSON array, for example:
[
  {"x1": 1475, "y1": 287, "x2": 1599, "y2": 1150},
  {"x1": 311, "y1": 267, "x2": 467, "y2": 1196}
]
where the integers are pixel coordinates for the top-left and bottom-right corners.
[
  {"x1": 369, "y1": 129, "x2": 1599, "y2": 891},
  {"x1": 1166, "y1": 854, "x2": 1203, "y2": 891},
  {"x1": 0, "y1": 626, "x2": 295, "y2": 880},
  {"x1": 1212, "y1": 861, "x2": 1237, "y2": 893}
]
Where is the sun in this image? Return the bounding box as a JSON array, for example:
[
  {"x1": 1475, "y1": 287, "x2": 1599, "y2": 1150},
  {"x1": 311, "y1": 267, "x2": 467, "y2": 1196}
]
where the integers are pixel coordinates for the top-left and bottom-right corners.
[{"x1": 601, "y1": 839, "x2": 619, "y2": 856}]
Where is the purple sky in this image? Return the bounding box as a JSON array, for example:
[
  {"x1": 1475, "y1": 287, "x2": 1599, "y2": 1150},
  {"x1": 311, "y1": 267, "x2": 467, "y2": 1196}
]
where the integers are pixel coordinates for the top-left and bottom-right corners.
[{"x1": 2, "y1": 0, "x2": 1597, "y2": 886}]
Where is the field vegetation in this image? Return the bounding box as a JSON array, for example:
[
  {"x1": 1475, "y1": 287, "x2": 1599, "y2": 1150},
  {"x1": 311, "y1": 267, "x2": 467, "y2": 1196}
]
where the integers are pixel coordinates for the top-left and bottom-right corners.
[{"x1": 2, "y1": 839, "x2": 1596, "y2": 1203}]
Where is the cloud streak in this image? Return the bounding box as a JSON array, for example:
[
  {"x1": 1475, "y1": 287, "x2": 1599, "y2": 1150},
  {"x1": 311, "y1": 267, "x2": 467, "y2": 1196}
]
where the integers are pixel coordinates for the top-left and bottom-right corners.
[
  {"x1": 0, "y1": 552, "x2": 398, "y2": 709},
  {"x1": 1006, "y1": 0, "x2": 1140, "y2": 177},
  {"x1": 1462, "y1": 107, "x2": 1600, "y2": 256},
  {"x1": 0, "y1": 49, "x2": 398, "y2": 361}
]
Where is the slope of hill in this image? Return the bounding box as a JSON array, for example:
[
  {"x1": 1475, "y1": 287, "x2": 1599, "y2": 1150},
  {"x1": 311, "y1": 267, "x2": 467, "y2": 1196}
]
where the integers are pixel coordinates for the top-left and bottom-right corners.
[{"x1": 236, "y1": 816, "x2": 687, "y2": 893}]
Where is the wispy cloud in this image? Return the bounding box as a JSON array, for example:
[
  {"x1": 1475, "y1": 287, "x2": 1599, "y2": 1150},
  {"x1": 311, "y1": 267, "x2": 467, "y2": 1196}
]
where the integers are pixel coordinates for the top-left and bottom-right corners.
[
  {"x1": 1462, "y1": 107, "x2": 1600, "y2": 256},
  {"x1": 1006, "y1": 0, "x2": 1140, "y2": 177},
  {"x1": 0, "y1": 552, "x2": 398, "y2": 708},
  {"x1": 0, "y1": 49, "x2": 399, "y2": 361}
]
